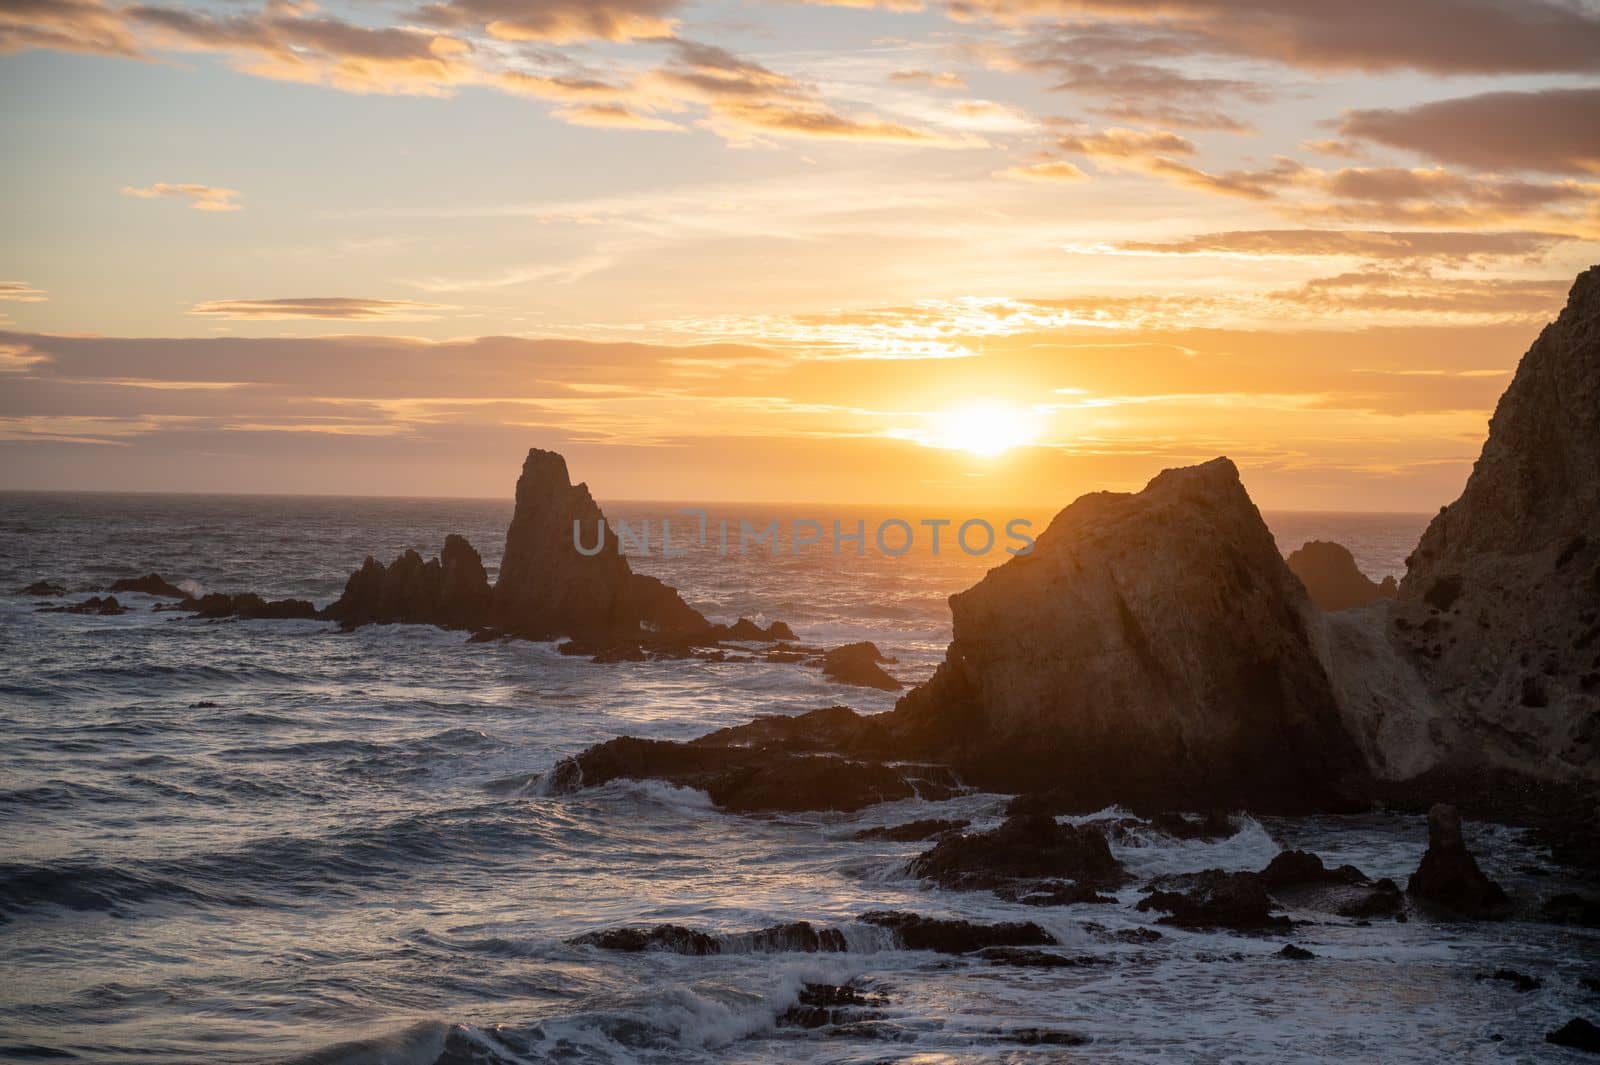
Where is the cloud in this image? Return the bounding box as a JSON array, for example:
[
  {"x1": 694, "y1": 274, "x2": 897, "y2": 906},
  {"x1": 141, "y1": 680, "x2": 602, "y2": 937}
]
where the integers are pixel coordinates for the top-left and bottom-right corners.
[
  {"x1": 187, "y1": 297, "x2": 445, "y2": 320},
  {"x1": 1012, "y1": 37, "x2": 1266, "y2": 132},
  {"x1": 0, "y1": 282, "x2": 48, "y2": 302},
  {"x1": 1110, "y1": 229, "x2": 1574, "y2": 263},
  {"x1": 889, "y1": 69, "x2": 967, "y2": 88},
  {"x1": 1274, "y1": 269, "x2": 1569, "y2": 317},
  {"x1": 120, "y1": 182, "x2": 242, "y2": 211},
  {"x1": 947, "y1": 0, "x2": 1600, "y2": 75},
  {"x1": 5, "y1": 6, "x2": 958, "y2": 148},
  {"x1": 1054, "y1": 126, "x2": 1196, "y2": 161},
  {"x1": 649, "y1": 39, "x2": 968, "y2": 146},
  {"x1": 0, "y1": 0, "x2": 138, "y2": 57},
  {"x1": 1142, "y1": 155, "x2": 1310, "y2": 199},
  {"x1": 127, "y1": 4, "x2": 479, "y2": 96},
  {"x1": 1340, "y1": 88, "x2": 1600, "y2": 176},
  {"x1": 551, "y1": 103, "x2": 686, "y2": 132},
  {"x1": 994, "y1": 160, "x2": 1089, "y2": 181},
  {"x1": 412, "y1": 0, "x2": 681, "y2": 43}
]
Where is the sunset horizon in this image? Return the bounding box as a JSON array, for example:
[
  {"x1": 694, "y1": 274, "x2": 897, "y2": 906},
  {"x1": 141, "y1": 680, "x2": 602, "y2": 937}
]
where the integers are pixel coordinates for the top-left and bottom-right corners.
[
  {"x1": 6, "y1": 0, "x2": 1599, "y2": 509},
  {"x1": 3, "y1": 3, "x2": 1598, "y2": 1063}
]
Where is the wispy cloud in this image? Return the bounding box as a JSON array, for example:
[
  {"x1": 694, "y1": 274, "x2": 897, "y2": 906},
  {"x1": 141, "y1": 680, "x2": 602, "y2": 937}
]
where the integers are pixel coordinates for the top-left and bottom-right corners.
[
  {"x1": 187, "y1": 297, "x2": 446, "y2": 320},
  {"x1": 121, "y1": 182, "x2": 242, "y2": 212},
  {"x1": 0, "y1": 282, "x2": 48, "y2": 302}
]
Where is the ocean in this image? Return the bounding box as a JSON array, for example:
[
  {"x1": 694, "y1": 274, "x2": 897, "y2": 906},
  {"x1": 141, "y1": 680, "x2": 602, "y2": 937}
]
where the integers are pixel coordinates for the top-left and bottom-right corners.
[{"x1": 1, "y1": 493, "x2": 1595, "y2": 1063}]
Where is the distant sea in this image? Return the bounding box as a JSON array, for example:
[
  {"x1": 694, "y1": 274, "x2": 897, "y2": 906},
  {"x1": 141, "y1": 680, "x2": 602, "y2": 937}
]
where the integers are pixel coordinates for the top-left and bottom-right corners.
[{"x1": 4, "y1": 493, "x2": 1592, "y2": 1063}]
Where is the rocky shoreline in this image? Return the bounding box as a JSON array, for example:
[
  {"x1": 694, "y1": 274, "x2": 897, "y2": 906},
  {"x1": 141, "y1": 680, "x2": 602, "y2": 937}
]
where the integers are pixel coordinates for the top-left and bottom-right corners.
[{"x1": 11, "y1": 265, "x2": 1600, "y2": 1057}]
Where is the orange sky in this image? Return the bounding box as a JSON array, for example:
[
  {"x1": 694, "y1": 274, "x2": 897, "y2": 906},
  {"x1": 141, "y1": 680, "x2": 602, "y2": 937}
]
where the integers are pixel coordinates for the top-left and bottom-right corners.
[{"x1": 2, "y1": 0, "x2": 1597, "y2": 507}]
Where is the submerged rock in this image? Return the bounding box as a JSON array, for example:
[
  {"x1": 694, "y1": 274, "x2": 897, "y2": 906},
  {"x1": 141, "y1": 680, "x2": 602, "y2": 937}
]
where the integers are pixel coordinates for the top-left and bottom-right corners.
[
  {"x1": 41, "y1": 595, "x2": 127, "y2": 616},
  {"x1": 19, "y1": 580, "x2": 65, "y2": 597},
  {"x1": 819, "y1": 641, "x2": 902, "y2": 690},
  {"x1": 1286, "y1": 541, "x2": 1397, "y2": 612},
  {"x1": 1541, "y1": 892, "x2": 1600, "y2": 927},
  {"x1": 1137, "y1": 870, "x2": 1290, "y2": 931},
  {"x1": 1406, "y1": 804, "x2": 1509, "y2": 919},
  {"x1": 1547, "y1": 1018, "x2": 1600, "y2": 1053},
  {"x1": 886, "y1": 457, "x2": 1364, "y2": 809},
  {"x1": 907, "y1": 814, "x2": 1126, "y2": 893},
  {"x1": 107, "y1": 573, "x2": 187, "y2": 599},
  {"x1": 852, "y1": 818, "x2": 969, "y2": 842},
  {"x1": 545, "y1": 733, "x2": 954, "y2": 813},
  {"x1": 1278, "y1": 944, "x2": 1315, "y2": 960},
  {"x1": 185, "y1": 592, "x2": 319, "y2": 621},
  {"x1": 778, "y1": 984, "x2": 884, "y2": 1030},
  {"x1": 1393, "y1": 266, "x2": 1600, "y2": 787},
  {"x1": 571, "y1": 924, "x2": 721, "y2": 955},
  {"x1": 1476, "y1": 969, "x2": 1542, "y2": 993},
  {"x1": 858, "y1": 910, "x2": 1055, "y2": 953}
]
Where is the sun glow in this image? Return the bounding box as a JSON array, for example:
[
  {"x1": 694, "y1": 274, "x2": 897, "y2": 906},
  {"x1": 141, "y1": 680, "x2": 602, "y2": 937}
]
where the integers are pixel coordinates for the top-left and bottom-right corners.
[{"x1": 928, "y1": 401, "x2": 1040, "y2": 458}]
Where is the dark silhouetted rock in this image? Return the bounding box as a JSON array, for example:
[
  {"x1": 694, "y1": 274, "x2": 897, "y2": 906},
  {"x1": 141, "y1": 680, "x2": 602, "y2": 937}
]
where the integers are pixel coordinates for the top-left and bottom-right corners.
[
  {"x1": 1003, "y1": 1029, "x2": 1091, "y2": 1046},
  {"x1": 1547, "y1": 1018, "x2": 1600, "y2": 1053},
  {"x1": 185, "y1": 592, "x2": 318, "y2": 621},
  {"x1": 886, "y1": 457, "x2": 1364, "y2": 809},
  {"x1": 1278, "y1": 944, "x2": 1315, "y2": 960},
  {"x1": 326, "y1": 534, "x2": 491, "y2": 630},
  {"x1": 1406, "y1": 804, "x2": 1509, "y2": 919},
  {"x1": 1394, "y1": 266, "x2": 1600, "y2": 787},
  {"x1": 820, "y1": 641, "x2": 901, "y2": 690},
  {"x1": 712, "y1": 617, "x2": 796, "y2": 642},
  {"x1": 19, "y1": 580, "x2": 65, "y2": 597},
  {"x1": 1137, "y1": 869, "x2": 1290, "y2": 931},
  {"x1": 1477, "y1": 969, "x2": 1542, "y2": 993},
  {"x1": 1286, "y1": 541, "x2": 1396, "y2": 612},
  {"x1": 571, "y1": 924, "x2": 720, "y2": 955},
  {"x1": 546, "y1": 735, "x2": 929, "y2": 813},
  {"x1": 976, "y1": 947, "x2": 1109, "y2": 968},
  {"x1": 493, "y1": 448, "x2": 713, "y2": 642},
  {"x1": 908, "y1": 814, "x2": 1126, "y2": 892},
  {"x1": 993, "y1": 880, "x2": 1118, "y2": 906},
  {"x1": 107, "y1": 573, "x2": 187, "y2": 599},
  {"x1": 778, "y1": 984, "x2": 883, "y2": 1029},
  {"x1": 852, "y1": 818, "x2": 969, "y2": 842},
  {"x1": 44, "y1": 595, "x2": 127, "y2": 616},
  {"x1": 1542, "y1": 892, "x2": 1600, "y2": 927},
  {"x1": 858, "y1": 910, "x2": 1055, "y2": 953},
  {"x1": 1258, "y1": 850, "x2": 1367, "y2": 889},
  {"x1": 729, "y1": 921, "x2": 847, "y2": 954}
]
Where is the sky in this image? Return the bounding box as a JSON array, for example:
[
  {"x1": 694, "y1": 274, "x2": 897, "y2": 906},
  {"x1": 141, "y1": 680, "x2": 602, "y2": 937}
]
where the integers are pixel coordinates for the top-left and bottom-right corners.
[{"x1": 2, "y1": 0, "x2": 1598, "y2": 507}]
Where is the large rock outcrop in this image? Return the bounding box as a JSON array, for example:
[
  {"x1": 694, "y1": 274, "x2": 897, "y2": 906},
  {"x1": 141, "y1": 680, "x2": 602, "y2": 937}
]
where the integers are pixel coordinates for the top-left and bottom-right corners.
[
  {"x1": 492, "y1": 448, "x2": 711, "y2": 641},
  {"x1": 1286, "y1": 541, "x2": 1396, "y2": 612},
  {"x1": 887, "y1": 457, "x2": 1365, "y2": 809},
  {"x1": 1392, "y1": 265, "x2": 1600, "y2": 786}
]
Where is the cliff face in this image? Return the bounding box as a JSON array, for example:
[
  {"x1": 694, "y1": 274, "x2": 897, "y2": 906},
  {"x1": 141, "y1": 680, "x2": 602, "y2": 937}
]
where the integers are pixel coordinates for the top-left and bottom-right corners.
[
  {"x1": 1393, "y1": 265, "x2": 1600, "y2": 784},
  {"x1": 493, "y1": 448, "x2": 710, "y2": 641},
  {"x1": 892, "y1": 458, "x2": 1365, "y2": 808}
]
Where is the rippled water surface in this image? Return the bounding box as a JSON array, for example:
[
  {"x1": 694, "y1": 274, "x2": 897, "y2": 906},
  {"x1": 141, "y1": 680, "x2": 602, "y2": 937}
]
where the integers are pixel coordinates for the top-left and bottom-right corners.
[{"x1": 2, "y1": 492, "x2": 1595, "y2": 1063}]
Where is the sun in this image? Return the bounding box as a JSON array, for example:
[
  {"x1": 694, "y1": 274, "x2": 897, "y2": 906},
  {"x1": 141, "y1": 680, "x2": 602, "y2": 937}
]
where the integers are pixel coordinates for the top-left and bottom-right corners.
[{"x1": 930, "y1": 401, "x2": 1039, "y2": 458}]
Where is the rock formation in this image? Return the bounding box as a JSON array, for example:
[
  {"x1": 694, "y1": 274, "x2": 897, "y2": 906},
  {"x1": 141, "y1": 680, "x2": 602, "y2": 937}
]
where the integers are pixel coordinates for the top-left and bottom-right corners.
[
  {"x1": 493, "y1": 448, "x2": 712, "y2": 641},
  {"x1": 186, "y1": 592, "x2": 319, "y2": 620},
  {"x1": 107, "y1": 573, "x2": 187, "y2": 599},
  {"x1": 1285, "y1": 541, "x2": 1396, "y2": 611},
  {"x1": 884, "y1": 457, "x2": 1365, "y2": 809},
  {"x1": 1406, "y1": 803, "x2": 1508, "y2": 919},
  {"x1": 326, "y1": 534, "x2": 491, "y2": 630},
  {"x1": 820, "y1": 641, "x2": 902, "y2": 690},
  {"x1": 1392, "y1": 265, "x2": 1600, "y2": 787}
]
